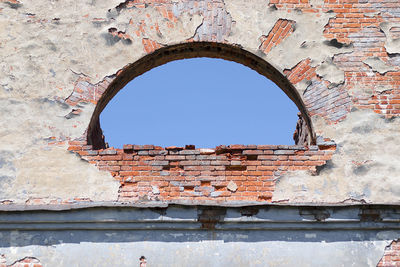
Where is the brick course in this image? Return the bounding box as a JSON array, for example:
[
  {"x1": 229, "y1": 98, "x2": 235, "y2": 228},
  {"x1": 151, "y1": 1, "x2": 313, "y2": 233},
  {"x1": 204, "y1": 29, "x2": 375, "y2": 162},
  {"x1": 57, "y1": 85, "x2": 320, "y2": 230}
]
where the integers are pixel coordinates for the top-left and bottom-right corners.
[
  {"x1": 68, "y1": 141, "x2": 335, "y2": 202},
  {"x1": 259, "y1": 19, "x2": 296, "y2": 54}
]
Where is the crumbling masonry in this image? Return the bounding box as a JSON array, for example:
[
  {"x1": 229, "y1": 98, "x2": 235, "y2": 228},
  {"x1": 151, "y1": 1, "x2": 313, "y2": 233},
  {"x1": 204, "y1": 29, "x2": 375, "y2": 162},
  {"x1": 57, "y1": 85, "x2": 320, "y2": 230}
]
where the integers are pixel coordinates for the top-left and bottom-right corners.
[{"x1": 1, "y1": 0, "x2": 400, "y2": 266}]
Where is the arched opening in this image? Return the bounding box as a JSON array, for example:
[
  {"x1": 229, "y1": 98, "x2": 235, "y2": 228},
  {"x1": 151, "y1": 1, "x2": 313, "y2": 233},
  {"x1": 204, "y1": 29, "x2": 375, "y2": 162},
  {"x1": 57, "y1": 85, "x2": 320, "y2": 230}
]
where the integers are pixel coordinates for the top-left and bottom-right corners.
[
  {"x1": 100, "y1": 58, "x2": 300, "y2": 148},
  {"x1": 88, "y1": 42, "x2": 315, "y2": 149}
]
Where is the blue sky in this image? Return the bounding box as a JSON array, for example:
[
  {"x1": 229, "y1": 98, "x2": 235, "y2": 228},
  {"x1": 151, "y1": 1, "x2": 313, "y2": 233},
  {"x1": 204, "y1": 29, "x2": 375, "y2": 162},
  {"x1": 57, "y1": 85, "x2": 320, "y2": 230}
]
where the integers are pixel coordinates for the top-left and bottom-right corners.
[{"x1": 100, "y1": 58, "x2": 299, "y2": 148}]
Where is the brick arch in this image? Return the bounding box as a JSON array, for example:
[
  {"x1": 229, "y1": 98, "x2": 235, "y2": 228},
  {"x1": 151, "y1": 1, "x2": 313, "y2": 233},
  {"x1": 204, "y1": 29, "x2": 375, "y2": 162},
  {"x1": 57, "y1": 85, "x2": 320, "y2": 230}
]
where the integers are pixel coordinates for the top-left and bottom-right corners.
[{"x1": 87, "y1": 42, "x2": 316, "y2": 149}]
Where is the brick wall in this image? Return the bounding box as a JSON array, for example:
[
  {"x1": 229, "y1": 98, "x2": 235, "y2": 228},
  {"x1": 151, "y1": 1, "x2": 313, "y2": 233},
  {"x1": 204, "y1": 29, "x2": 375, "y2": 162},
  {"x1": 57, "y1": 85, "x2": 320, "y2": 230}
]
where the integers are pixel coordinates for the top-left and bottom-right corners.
[
  {"x1": 47, "y1": 0, "x2": 400, "y2": 204},
  {"x1": 269, "y1": 0, "x2": 400, "y2": 123},
  {"x1": 68, "y1": 141, "x2": 335, "y2": 202},
  {"x1": 259, "y1": 19, "x2": 296, "y2": 54},
  {"x1": 377, "y1": 240, "x2": 400, "y2": 267},
  {"x1": 0, "y1": 256, "x2": 42, "y2": 267},
  {"x1": 59, "y1": 0, "x2": 400, "y2": 204}
]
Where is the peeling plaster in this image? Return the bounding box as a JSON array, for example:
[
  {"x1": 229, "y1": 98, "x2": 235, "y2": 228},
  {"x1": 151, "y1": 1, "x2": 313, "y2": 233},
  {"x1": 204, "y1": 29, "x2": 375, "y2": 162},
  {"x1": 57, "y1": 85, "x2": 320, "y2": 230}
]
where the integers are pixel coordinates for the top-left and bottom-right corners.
[
  {"x1": 0, "y1": 98, "x2": 119, "y2": 203},
  {"x1": 0, "y1": 98, "x2": 93, "y2": 151},
  {"x1": 380, "y1": 22, "x2": 400, "y2": 55},
  {"x1": 0, "y1": 0, "x2": 140, "y2": 99},
  {"x1": 316, "y1": 57, "x2": 345, "y2": 86},
  {"x1": 224, "y1": 0, "x2": 353, "y2": 71},
  {"x1": 0, "y1": 0, "x2": 398, "y2": 205},
  {"x1": 363, "y1": 57, "x2": 395, "y2": 74},
  {"x1": 8, "y1": 146, "x2": 119, "y2": 203},
  {"x1": 0, "y1": 1, "x2": 400, "y2": 264},
  {"x1": 273, "y1": 110, "x2": 400, "y2": 203},
  {"x1": 108, "y1": 3, "x2": 204, "y2": 45},
  {"x1": 0, "y1": 240, "x2": 392, "y2": 267}
]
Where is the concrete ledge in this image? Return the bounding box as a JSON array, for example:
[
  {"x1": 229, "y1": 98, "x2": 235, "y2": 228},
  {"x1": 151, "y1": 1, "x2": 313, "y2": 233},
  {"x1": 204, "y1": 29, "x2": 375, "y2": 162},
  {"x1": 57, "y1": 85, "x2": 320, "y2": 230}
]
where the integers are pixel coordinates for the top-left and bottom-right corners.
[
  {"x1": 3, "y1": 201, "x2": 400, "y2": 211},
  {"x1": 1, "y1": 204, "x2": 400, "y2": 231},
  {"x1": 1, "y1": 204, "x2": 400, "y2": 264}
]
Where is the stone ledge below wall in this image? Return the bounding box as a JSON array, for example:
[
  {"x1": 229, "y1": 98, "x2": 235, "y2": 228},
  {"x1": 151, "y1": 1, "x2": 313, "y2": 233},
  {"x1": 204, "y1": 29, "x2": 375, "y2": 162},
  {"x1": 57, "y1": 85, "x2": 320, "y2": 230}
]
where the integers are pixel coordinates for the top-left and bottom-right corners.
[
  {"x1": 1, "y1": 204, "x2": 400, "y2": 232},
  {"x1": 1, "y1": 204, "x2": 399, "y2": 266}
]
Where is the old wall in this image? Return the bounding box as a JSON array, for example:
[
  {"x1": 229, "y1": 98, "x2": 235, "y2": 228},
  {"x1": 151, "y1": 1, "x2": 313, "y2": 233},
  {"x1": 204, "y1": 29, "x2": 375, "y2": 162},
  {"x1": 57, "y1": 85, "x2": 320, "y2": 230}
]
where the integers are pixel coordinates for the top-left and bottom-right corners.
[
  {"x1": 1, "y1": 0, "x2": 399, "y2": 205},
  {"x1": 0, "y1": 205, "x2": 399, "y2": 267},
  {"x1": 1, "y1": 0, "x2": 400, "y2": 265}
]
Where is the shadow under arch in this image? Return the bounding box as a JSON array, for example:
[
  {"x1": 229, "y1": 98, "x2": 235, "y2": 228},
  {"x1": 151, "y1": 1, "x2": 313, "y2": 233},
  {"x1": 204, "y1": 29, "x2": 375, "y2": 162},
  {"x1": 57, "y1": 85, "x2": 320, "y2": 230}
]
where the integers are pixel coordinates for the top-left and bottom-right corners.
[{"x1": 88, "y1": 42, "x2": 316, "y2": 149}]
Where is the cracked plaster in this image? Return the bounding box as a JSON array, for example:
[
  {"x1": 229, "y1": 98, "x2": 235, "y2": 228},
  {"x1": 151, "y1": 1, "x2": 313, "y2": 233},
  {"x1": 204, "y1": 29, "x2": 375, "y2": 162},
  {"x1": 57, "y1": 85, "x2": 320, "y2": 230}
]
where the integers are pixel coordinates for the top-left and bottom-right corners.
[
  {"x1": 224, "y1": 0, "x2": 353, "y2": 74},
  {"x1": 363, "y1": 57, "x2": 396, "y2": 74},
  {"x1": 380, "y1": 22, "x2": 400, "y2": 55},
  {"x1": 0, "y1": 1, "x2": 399, "y2": 265},
  {"x1": 273, "y1": 110, "x2": 400, "y2": 203},
  {"x1": 0, "y1": 240, "x2": 391, "y2": 267},
  {"x1": 0, "y1": 97, "x2": 118, "y2": 203},
  {"x1": 0, "y1": 0, "x2": 398, "y2": 204},
  {"x1": 316, "y1": 58, "x2": 345, "y2": 86}
]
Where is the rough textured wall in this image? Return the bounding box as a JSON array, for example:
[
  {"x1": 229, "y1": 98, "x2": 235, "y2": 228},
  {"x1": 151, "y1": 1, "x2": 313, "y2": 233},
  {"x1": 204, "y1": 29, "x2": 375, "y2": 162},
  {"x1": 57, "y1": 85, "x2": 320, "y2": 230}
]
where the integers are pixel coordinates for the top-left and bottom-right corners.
[
  {"x1": 378, "y1": 239, "x2": 400, "y2": 267},
  {"x1": 0, "y1": 256, "x2": 42, "y2": 267},
  {"x1": 0, "y1": 0, "x2": 400, "y2": 206},
  {"x1": 2, "y1": 205, "x2": 400, "y2": 267},
  {"x1": 68, "y1": 144, "x2": 334, "y2": 203}
]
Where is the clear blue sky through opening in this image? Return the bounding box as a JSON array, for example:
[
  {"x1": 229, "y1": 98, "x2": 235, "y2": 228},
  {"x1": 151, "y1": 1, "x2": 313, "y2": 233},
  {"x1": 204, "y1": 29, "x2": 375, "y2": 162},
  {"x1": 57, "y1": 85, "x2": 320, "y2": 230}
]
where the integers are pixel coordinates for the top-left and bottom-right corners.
[{"x1": 100, "y1": 58, "x2": 299, "y2": 148}]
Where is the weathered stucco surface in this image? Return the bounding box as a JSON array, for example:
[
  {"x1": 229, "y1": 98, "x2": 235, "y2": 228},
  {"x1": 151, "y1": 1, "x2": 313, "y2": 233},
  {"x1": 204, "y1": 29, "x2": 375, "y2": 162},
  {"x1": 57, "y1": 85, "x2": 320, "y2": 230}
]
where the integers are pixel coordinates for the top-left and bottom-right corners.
[
  {"x1": 225, "y1": 0, "x2": 353, "y2": 67},
  {"x1": 0, "y1": 0, "x2": 399, "y2": 204},
  {"x1": 0, "y1": 240, "x2": 389, "y2": 267},
  {"x1": 273, "y1": 110, "x2": 400, "y2": 203},
  {"x1": 0, "y1": 98, "x2": 119, "y2": 203},
  {"x1": 1, "y1": 205, "x2": 399, "y2": 266},
  {"x1": 2, "y1": 0, "x2": 400, "y2": 264}
]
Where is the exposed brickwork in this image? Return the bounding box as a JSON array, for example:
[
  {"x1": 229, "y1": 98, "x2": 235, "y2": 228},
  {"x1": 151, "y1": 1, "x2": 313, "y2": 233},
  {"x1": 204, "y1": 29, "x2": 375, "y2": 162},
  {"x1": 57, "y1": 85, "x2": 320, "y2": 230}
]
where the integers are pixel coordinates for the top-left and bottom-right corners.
[
  {"x1": 142, "y1": 38, "x2": 164, "y2": 53},
  {"x1": 24, "y1": 0, "x2": 399, "y2": 205},
  {"x1": 259, "y1": 19, "x2": 296, "y2": 54},
  {"x1": 284, "y1": 58, "x2": 317, "y2": 85},
  {"x1": 333, "y1": 22, "x2": 400, "y2": 119},
  {"x1": 68, "y1": 141, "x2": 335, "y2": 202},
  {"x1": 65, "y1": 76, "x2": 114, "y2": 107},
  {"x1": 0, "y1": 256, "x2": 42, "y2": 267},
  {"x1": 52, "y1": 0, "x2": 400, "y2": 205},
  {"x1": 303, "y1": 78, "x2": 352, "y2": 122},
  {"x1": 267, "y1": 0, "x2": 400, "y2": 121},
  {"x1": 377, "y1": 240, "x2": 400, "y2": 267},
  {"x1": 0, "y1": 0, "x2": 21, "y2": 5},
  {"x1": 322, "y1": 3, "x2": 382, "y2": 45},
  {"x1": 284, "y1": 58, "x2": 352, "y2": 123},
  {"x1": 373, "y1": 89, "x2": 400, "y2": 116},
  {"x1": 114, "y1": 0, "x2": 233, "y2": 46},
  {"x1": 268, "y1": 0, "x2": 320, "y2": 13},
  {"x1": 355, "y1": 88, "x2": 400, "y2": 117}
]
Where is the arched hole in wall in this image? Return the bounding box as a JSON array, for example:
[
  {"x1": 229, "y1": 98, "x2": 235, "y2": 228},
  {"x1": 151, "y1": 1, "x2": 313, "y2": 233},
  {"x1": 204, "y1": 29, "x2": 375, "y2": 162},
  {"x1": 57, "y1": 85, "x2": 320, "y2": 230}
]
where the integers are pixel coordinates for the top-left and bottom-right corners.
[
  {"x1": 88, "y1": 42, "x2": 315, "y2": 149},
  {"x1": 100, "y1": 58, "x2": 300, "y2": 148}
]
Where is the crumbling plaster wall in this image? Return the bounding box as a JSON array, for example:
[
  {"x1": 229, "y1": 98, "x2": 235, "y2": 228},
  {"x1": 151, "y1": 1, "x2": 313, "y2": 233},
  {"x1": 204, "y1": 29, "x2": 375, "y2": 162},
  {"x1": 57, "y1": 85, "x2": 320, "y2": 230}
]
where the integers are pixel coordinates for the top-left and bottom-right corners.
[
  {"x1": 0, "y1": 240, "x2": 390, "y2": 267},
  {"x1": 0, "y1": 0, "x2": 399, "y2": 204}
]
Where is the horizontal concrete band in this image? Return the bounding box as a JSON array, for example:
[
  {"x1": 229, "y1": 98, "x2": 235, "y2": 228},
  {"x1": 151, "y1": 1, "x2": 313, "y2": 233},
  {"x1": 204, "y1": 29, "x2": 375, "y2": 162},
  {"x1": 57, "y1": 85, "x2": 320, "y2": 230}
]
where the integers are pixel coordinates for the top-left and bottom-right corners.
[{"x1": 1, "y1": 204, "x2": 400, "y2": 231}]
